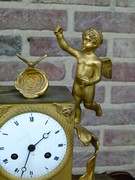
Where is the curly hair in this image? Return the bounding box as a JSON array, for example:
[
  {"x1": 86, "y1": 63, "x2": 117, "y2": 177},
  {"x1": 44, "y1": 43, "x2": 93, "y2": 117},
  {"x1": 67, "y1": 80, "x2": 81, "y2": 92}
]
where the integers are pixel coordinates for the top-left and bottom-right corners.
[{"x1": 82, "y1": 28, "x2": 103, "y2": 47}]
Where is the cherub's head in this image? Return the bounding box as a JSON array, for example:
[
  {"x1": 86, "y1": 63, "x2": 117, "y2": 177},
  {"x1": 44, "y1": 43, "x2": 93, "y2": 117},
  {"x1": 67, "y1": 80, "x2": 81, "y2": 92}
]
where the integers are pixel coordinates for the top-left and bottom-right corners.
[{"x1": 82, "y1": 28, "x2": 103, "y2": 48}]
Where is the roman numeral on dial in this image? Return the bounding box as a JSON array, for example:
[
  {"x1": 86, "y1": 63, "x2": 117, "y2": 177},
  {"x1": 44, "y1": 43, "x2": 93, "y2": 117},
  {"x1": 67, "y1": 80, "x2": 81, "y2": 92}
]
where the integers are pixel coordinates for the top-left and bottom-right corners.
[
  {"x1": 3, "y1": 159, "x2": 8, "y2": 164},
  {"x1": 29, "y1": 116, "x2": 34, "y2": 122},
  {"x1": 14, "y1": 121, "x2": 19, "y2": 126},
  {"x1": 0, "y1": 147, "x2": 4, "y2": 150}
]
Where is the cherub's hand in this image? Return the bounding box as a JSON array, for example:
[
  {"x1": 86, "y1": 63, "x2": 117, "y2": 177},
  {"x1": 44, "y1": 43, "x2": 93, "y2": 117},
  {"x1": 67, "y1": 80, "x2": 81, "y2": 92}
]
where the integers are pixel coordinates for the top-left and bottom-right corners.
[
  {"x1": 80, "y1": 76, "x2": 90, "y2": 86},
  {"x1": 54, "y1": 25, "x2": 63, "y2": 36}
]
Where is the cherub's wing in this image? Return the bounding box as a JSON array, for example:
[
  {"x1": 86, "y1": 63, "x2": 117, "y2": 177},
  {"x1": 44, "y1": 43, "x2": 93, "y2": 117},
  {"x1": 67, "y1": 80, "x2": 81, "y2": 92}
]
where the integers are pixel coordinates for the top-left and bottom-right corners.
[{"x1": 101, "y1": 58, "x2": 112, "y2": 79}]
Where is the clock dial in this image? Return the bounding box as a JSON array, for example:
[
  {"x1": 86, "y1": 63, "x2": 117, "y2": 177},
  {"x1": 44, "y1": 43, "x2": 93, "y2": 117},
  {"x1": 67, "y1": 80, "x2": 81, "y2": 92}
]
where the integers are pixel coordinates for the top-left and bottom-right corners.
[{"x1": 0, "y1": 112, "x2": 67, "y2": 179}]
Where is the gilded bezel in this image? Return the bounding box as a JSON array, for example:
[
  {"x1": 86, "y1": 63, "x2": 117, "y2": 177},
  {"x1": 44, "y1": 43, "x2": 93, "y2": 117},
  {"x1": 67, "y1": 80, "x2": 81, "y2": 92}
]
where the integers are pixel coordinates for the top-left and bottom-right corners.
[{"x1": 0, "y1": 104, "x2": 73, "y2": 180}]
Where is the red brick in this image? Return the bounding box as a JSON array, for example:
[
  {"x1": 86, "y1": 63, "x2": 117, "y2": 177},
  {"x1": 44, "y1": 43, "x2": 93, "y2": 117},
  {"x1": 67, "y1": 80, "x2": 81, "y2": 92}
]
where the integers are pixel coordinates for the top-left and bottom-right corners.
[
  {"x1": 103, "y1": 129, "x2": 135, "y2": 146},
  {"x1": 28, "y1": 36, "x2": 107, "y2": 57},
  {"x1": 73, "y1": 150, "x2": 134, "y2": 167},
  {"x1": 112, "y1": 63, "x2": 135, "y2": 81},
  {"x1": 0, "y1": 36, "x2": 22, "y2": 56},
  {"x1": 0, "y1": 8, "x2": 67, "y2": 30},
  {"x1": 32, "y1": 0, "x2": 110, "y2": 6},
  {"x1": 28, "y1": 37, "x2": 72, "y2": 57},
  {"x1": 73, "y1": 151, "x2": 95, "y2": 168},
  {"x1": 113, "y1": 39, "x2": 135, "y2": 58},
  {"x1": 95, "y1": 86, "x2": 105, "y2": 103},
  {"x1": 81, "y1": 109, "x2": 135, "y2": 126},
  {"x1": 95, "y1": 39, "x2": 107, "y2": 57},
  {"x1": 97, "y1": 150, "x2": 134, "y2": 166},
  {"x1": 74, "y1": 12, "x2": 135, "y2": 33},
  {"x1": 116, "y1": 0, "x2": 135, "y2": 7},
  {"x1": 0, "y1": 61, "x2": 65, "y2": 81},
  {"x1": 37, "y1": 62, "x2": 66, "y2": 80},
  {"x1": 111, "y1": 86, "x2": 135, "y2": 103},
  {"x1": 0, "y1": 61, "x2": 26, "y2": 81}
]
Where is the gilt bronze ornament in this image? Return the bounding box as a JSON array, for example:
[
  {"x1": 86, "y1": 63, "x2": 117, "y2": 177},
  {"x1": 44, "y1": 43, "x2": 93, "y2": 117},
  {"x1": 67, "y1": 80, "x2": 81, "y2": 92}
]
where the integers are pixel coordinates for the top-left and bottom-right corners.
[
  {"x1": 0, "y1": 86, "x2": 75, "y2": 180},
  {"x1": 54, "y1": 25, "x2": 112, "y2": 180},
  {"x1": 54, "y1": 25, "x2": 112, "y2": 124},
  {"x1": 15, "y1": 54, "x2": 49, "y2": 99},
  {"x1": 75, "y1": 124, "x2": 99, "y2": 180},
  {"x1": 0, "y1": 24, "x2": 113, "y2": 180}
]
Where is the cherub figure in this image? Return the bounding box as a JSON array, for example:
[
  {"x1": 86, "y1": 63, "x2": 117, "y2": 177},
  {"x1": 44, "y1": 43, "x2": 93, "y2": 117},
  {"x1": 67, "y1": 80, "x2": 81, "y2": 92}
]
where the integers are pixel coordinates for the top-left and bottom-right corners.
[{"x1": 54, "y1": 25, "x2": 112, "y2": 123}]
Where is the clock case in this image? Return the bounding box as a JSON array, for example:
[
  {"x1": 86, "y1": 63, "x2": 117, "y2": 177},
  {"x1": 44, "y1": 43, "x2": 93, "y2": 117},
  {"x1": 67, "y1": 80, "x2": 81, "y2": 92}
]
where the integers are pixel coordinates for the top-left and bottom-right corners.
[{"x1": 0, "y1": 86, "x2": 75, "y2": 180}]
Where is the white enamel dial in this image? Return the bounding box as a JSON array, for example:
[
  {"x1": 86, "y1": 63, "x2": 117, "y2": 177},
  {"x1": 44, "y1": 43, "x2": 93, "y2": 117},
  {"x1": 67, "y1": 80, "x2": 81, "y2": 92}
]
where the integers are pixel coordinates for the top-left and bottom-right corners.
[{"x1": 0, "y1": 112, "x2": 67, "y2": 179}]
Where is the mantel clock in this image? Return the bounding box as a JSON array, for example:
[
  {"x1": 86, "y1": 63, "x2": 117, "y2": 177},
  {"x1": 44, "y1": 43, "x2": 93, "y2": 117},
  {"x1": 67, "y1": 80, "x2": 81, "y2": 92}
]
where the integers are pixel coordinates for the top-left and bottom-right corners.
[
  {"x1": 0, "y1": 86, "x2": 75, "y2": 180},
  {"x1": 0, "y1": 23, "x2": 113, "y2": 180}
]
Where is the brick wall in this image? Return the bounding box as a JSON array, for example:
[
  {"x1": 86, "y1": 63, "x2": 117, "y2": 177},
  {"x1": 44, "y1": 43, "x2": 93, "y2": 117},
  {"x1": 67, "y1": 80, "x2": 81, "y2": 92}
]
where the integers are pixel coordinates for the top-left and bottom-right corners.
[{"x1": 0, "y1": 0, "x2": 135, "y2": 176}]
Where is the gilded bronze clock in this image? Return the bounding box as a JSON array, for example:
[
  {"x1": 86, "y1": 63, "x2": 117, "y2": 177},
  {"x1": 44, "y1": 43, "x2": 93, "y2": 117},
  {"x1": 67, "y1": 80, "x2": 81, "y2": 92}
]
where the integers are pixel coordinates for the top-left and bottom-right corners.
[{"x1": 0, "y1": 86, "x2": 75, "y2": 180}]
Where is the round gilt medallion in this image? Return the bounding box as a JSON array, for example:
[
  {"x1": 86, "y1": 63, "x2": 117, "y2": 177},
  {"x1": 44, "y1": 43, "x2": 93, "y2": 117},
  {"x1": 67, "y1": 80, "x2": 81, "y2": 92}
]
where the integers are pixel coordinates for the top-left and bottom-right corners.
[{"x1": 15, "y1": 67, "x2": 49, "y2": 98}]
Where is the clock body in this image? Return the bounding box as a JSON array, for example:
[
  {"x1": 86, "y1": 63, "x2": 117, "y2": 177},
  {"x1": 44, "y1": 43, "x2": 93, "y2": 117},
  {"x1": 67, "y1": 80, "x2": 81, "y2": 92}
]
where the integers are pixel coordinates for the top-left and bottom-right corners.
[{"x1": 0, "y1": 86, "x2": 75, "y2": 180}]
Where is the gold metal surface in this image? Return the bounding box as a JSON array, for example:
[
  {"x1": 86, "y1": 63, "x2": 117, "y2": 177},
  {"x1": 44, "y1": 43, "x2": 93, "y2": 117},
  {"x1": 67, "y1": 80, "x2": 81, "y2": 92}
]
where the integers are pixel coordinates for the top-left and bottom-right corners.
[
  {"x1": 0, "y1": 105, "x2": 12, "y2": 118},
  {"x1": 54, "y1": 25, "x2": 112, "y2": 124},
  {"x1": 16, "y1": 54, "x2": 47, "y2": 68},
  {"x1": 15, "y1": 54, "x2": 49, "y2": 98},
  {"x1": 54, "y1": 25, "x2": 112, "y2": 180},
  {"x1": 0, "y1": 23, "x2": 112, "y2": 180},
  {"x1": 75, "y1": 124, "x2": 99, "y2": 180},
  {"x1": 0, "y1": 99, "x2": 75, "y2": 180},
  {"x1": 54, "y1": 103, "x2": 75, "y2": 123}
]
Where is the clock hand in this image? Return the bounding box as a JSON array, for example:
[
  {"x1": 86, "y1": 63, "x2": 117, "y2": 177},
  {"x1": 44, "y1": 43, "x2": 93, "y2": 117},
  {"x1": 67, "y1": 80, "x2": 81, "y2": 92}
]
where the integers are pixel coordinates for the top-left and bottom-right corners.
[
  {"x1": 20, "y1": 131, "x2": 51, "y2": 178},
  {"x1": 21, "y1": 151, "x2": 30, "y2": 178},
  {"x1": 34, "y1": 131, "x2": 51, "y2": 146},
  {"x1": 21, "y1": 144, "x2": 36, "y2": 178}
]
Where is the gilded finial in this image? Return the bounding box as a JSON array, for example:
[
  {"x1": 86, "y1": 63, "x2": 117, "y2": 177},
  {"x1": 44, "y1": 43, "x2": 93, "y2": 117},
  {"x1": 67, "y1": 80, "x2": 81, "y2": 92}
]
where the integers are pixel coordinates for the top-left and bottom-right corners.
[{"x1": 16, "y1": 54, "x2": 47, "y2": 68}]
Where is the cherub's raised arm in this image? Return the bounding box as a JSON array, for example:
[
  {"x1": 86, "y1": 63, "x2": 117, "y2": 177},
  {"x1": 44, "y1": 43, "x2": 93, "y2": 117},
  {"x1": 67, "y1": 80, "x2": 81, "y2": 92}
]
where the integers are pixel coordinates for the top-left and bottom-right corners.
[{"x1": 54, "y1": 25, "x2": 79, "y2": 57}]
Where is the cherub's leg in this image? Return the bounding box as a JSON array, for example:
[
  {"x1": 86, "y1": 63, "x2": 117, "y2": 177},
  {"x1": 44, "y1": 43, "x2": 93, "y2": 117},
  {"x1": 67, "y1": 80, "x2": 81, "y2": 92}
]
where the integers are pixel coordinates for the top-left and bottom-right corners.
[
  {"x1": 84, "y1": 101, "x2": 102, "y2": 117},
  {"x1": 93, "y1": 102, "x2": 102, "y2": 117},
  {"x1": 83, "y1": 86, "x2": 102, "y2": 117},
  {"x1": 74, "y1": 95, "x2": 82, "y2": 123},
  {"x1": 72, "y1": 83, "x2": 82, "y2": 123}
]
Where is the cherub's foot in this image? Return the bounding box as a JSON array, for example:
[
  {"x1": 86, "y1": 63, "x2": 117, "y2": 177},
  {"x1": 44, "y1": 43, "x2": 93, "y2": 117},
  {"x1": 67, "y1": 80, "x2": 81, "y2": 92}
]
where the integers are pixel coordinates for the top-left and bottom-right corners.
[{"x1": 96, "y1": 104, "x2": 102, "y2": 117}]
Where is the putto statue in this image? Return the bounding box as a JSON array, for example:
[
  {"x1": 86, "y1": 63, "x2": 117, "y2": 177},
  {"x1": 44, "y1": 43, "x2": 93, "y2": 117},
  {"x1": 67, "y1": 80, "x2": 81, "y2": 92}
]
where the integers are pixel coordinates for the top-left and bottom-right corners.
[{"x1": 54, "y1": 25, "x2": 112, "y2": 124}]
